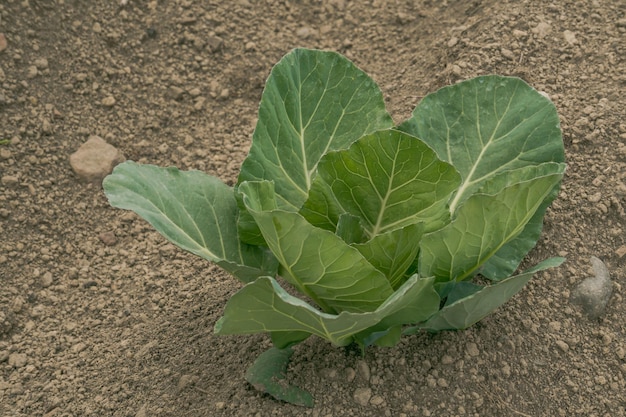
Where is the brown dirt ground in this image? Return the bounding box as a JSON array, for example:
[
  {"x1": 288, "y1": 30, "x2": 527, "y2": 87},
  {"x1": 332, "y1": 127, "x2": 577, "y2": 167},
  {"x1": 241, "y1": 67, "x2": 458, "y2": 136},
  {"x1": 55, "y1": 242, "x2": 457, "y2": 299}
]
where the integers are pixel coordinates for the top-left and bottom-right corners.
[{"x1": 1, "y1": 0, "x2": 625, "y2": 416}]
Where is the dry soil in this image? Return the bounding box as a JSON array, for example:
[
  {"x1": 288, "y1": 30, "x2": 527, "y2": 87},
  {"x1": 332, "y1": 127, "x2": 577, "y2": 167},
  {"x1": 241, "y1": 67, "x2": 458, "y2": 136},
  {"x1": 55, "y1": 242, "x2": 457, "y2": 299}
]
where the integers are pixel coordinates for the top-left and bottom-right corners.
[{"x1": 1, "y1": 0, "x2": 625, "y2": 416}]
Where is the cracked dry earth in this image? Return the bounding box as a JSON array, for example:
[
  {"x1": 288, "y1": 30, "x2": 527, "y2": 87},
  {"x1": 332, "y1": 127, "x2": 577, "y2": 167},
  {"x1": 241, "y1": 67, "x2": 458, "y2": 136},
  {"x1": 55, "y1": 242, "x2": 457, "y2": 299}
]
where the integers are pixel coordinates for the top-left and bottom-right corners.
[{"x1": 1, "y1": 0, "x2": 625, "y2": 416}]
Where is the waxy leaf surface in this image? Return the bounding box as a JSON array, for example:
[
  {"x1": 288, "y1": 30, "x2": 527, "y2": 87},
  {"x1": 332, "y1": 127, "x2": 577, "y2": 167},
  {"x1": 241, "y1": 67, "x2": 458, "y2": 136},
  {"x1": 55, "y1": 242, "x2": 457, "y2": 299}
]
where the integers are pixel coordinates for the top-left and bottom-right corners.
[
  {"x1": 103, "y1": 162, "x2": 277, "y2": 282},
  {"x1": 399, "y1": 75, "x2": 564, "y2": 214},
  {"x1": 300, "y1": 130, "x2": 460, "y2": 237},
  {"x1": 239, "y1": 181, "x2": 393, "y2": 314},
  {"x1": 413, "y1": 257, "x2": 564, "y2": 332},
  {"x1": 215, "y1": 275, "x2": 439, "y2": 347},
  {"x1": 238, "y1": 48, "x2": 393, "y2": 211}
]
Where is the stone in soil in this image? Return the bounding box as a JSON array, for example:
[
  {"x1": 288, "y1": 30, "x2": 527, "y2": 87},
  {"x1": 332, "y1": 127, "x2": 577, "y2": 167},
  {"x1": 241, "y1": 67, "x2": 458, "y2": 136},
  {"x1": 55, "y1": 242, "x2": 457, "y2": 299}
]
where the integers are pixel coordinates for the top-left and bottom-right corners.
[
  {"x1": 570, "y1": 256, "x2": 613, "y2": 319},
  {"x1": 69, "y1": 135, "x2": 125, "y2": 184}
]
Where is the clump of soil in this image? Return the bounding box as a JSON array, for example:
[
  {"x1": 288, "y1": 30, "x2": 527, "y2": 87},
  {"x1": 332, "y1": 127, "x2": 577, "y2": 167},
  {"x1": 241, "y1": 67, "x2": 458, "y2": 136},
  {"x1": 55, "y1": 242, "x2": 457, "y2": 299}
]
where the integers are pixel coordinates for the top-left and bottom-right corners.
[{"x1": 0, "y1": 1, "x2": 624, "y2": 416}]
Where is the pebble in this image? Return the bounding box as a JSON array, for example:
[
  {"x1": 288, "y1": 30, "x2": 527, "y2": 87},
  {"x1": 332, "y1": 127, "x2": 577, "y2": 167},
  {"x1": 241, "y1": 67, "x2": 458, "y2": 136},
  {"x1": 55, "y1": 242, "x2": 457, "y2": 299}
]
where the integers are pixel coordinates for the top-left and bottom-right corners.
[
  {"x1": 101, "y1": 96, "x2": 116, "y2": 107},
  {"x1": 356, "y1": 360, "x2": 370, "y2": 382},
  {"x1": 466, "y1": 343, "x2": 480, "y2": 357},
  {"x1": 69, "y1": 135, "x2": 126, "y2": 184},
  {"x1": 370, "y1": 395, "x2": 385, "y2": 406},
  {"x1": 533, "y1": 21, "x2": 552, "y2": 38},
  {"x1": 34, "y1": 58, "x2": 49, "y2": 70},
  {"x1": 555, "y1": 340, "x2": 569, "y2": 352},
  {"x1": 8, "y1": 353, "x2": 27, "y2": 368},
  {"x1": 98, "y1": 231, "x2": 117, "y2": 246},
  {"x1": 563, "y1": 30, "x2": 577, "y2": 46},
  {"x1": 41, "y1": 272, "x2": 54, "y2": 287},
  {"x1": 353, "y1": 387, "x2": 372, "y2": 406},
  {"x1": 1, "y1": 175, "x2": 19, "y2": 187},
  {"x1": 345, "y1": 367, "x2": 356, "y2": 382},
  {"x1": 0, "y1": 33, "x2": 7, "y2": 52},
  {"x1": 570, "y1": 256, "x2": 613, "y2": 319},
  {"x1": 206, "y1": 35, "x2": 224, "y2": 53},
  {"x1": 501, "y1": 48, "x2": 515, "y2": 60},
  {"x1": 166, "y1": 86, "x2": 184, "y2": 100},
  {"x1": 27, "y1": 65, "x2": 38, "y2": 78}
]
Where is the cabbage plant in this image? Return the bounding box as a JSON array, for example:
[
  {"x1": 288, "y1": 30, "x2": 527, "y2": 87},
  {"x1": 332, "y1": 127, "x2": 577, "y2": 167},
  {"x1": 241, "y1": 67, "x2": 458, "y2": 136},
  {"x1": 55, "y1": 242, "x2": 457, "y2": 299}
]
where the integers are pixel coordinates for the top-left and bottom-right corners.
[{"x1": 103, "y1": 48, "x2": 565, "y2": 406}]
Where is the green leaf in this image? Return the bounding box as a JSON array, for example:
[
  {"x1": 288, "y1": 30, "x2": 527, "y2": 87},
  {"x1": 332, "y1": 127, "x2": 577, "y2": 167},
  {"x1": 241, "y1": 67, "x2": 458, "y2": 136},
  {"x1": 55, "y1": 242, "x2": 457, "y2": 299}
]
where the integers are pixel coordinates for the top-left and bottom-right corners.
[
  {"x1": 239, "y1": 181, "x2": 393, "y2": 314},
  {"x1": 300, "y1": 129, "x2": 460, "y2": 237},
  {"x1": 245, "y1": 347, "x2": 314, "y2": 407},
  {"x1": 419, "y1": 163, "x2": 565, "y2": 282},
  {"x1": 408, "y1": 257, "x2": 564, "y2": 332},
  {"x1": 215, "y1": 275, "x2": 439, "y2": 347},
  {"x1": 336, "y1": 213, "x2": 366, "y2": 245},
  {"x1": 352, "y1": 223, "x2": 425, "y2": 289},
  {"x1": 238, "y1": 48, "x2": 393, "y2": 222},
  {"x1": 103, "y1": 162, "x2": 278, "y2": 283},
  {"x1": 480, "y1": 177, "x2": 562, "y2": 280},
  {"x1": 399, "y1": 75, "x2": 564, "y2": 214}
]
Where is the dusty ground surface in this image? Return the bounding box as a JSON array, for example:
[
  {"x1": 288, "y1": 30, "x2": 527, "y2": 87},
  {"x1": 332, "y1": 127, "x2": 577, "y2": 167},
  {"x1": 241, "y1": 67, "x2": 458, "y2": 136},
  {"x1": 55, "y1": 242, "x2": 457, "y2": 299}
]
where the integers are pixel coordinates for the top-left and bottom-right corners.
[{"x1": 1, "y1": 0, "x2": 625, "y2": 416}]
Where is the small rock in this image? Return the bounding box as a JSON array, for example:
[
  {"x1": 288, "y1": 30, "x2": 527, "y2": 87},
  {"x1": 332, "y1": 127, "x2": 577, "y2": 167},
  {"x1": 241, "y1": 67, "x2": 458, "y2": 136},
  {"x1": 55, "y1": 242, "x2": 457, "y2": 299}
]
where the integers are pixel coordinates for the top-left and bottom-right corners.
[
  {"x1": 466, "y1": 342, "x2": 480, "y2": 357},
  {"x1": 42, "y1": 119, "x2": 53, "y2": 135},
  {"x1": 188, "y1": 87, "x2": 201, "y2": 97},
  {"x1": 615, "y1": 245, "x2": 626, "y2": 258},
  {"x1": 177, "y1": 374, "x2": 198, "y2": 391},
  {"x1": 34, "y1": 58, "x2": 48, "y2": 70},
  {"x1": 555, "y1": 340, "x2": 569, "y2": 352},
  {"x1": 296, "y1": 26, "x2": 314, "y2": 39},
  {"x1": 72, "y1": 342, "x2": 87, "y2": 353},
  {"x1": 570, "y1": 256, "x2": 613, "y2": 319},
  {"x1": 353, "y1": 387, "x2": 372, "y2": 406},
  {"x1": 26, "y1": 65, "x2": 38, "y2": 79},
  {"x1": 99, "y1": 231, "x2": 117, "y2": 246},
  {"x1": 501, "y1": 48, "x2": 515, "y2": 60},
  {"x1": 1, "y1": 175, "x2": 19, "y2": 187},
  {"x1": 563, "y1": 30, "x2": 577, "y2": 46},
  {"x1": 512, "y1": 29, "x2": 528, "y2": 39},
  {"x1": 441, "y1": 355, "x2": 454, "y2": 365},
  {"x1": 101, "y1": 96, "x2": 116, "y2": 107},
  {"x1": 345, "y1": 367, "x2": 356, "y2": 382},
  {"x1": 532, "y1": 21, "x2": 552, "y2": 38},
  {"x1": 356, "y1": 360, "x2": 370, "y2": 382},
  {"x1": 41, "y1": 271, "x2": 54, "y2": 287},
  {"x1": 135, "y1": 405, "x2": 147, "y2": 417},
  {"x1": 219, "y1": 88, "x2": 230, "y2": 100},
  {"x1": 447, "y1": 37, "x2": 459, "y2": 48},
  {"x1": 69, "y1": 135, "x2": 126, "y2": 184},
  {"x1": 244, "y1": 41, "x2": 256, "y2": 52},
  {"x1": 206, "y1": 35, "x2": 224, "y2": 53},
  {"x1": 370, "y1": 395, "x2": 385, "y2": 406},
  {"x1": 93, "y1": 22, "x2": 102, "y2": 33},
  {"x1": 8, "y1": 353, "x2": 27, "y2": 368},
  {"x1": 166, "y1": 86, "x2": 184, "y2": 101},
  {"x1": 0, "y1": 33, "x2": 6, "y2": 53}
]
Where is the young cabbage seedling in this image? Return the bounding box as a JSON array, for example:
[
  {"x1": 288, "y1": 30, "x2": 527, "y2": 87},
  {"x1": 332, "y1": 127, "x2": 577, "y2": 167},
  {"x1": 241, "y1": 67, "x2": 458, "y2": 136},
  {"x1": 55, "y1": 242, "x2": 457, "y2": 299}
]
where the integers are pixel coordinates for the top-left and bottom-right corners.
[{"x1": 104, "y1": 48, "x2": 565, "y2": 406}]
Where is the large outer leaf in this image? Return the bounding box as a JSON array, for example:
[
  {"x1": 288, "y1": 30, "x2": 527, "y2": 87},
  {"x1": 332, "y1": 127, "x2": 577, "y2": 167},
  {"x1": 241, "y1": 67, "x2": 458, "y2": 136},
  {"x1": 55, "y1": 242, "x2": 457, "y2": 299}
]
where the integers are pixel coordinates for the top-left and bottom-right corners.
[
  {"x1": 215, "y1": 275, "x2": 439, "y2": 347},
  {"x1": 419, "y1": 163, "x2": 565, "y2": 282},
  {"x1": 410, "y1": 257, "x2": 564, "y2": 332},
  {"x1": 103, "y1": 162, "x2": 277, "y2": 283},
  {"x1": 239, "y1": 181, "x2": 393, "y2": 314},
  {"x1": 479, "y1": 165, "x2": 563, "y2": 280},
  {"x1": 398, "y1": 75, "x2": 565, "y2": 214},
  {"x1": 300, "y1": 129, "x2": 460, "y2": 237},
  {"x1": 238, "y1": 48, "x2": 393, "y2": 211}
]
